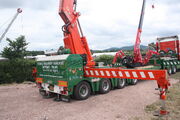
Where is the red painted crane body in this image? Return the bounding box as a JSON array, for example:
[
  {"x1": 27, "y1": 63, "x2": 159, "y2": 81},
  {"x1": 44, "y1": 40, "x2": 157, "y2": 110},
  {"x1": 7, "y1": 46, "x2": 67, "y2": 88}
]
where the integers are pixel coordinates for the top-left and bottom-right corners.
[
  {"x1": 59, "y1": 0, "x2": 95, "y2": 66},
  {"x1": 133, "y1": 0, "x2": 146, "y2": 64},
  {"x1": 113, "y1": 0, "x2": 157, "y2": 66}
]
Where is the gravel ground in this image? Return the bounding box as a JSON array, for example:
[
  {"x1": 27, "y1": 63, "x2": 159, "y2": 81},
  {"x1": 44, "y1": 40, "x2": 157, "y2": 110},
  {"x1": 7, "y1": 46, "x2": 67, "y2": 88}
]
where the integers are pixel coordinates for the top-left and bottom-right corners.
[{"x1": 0, "y1": 79, "x2": 178, "y2": 120}]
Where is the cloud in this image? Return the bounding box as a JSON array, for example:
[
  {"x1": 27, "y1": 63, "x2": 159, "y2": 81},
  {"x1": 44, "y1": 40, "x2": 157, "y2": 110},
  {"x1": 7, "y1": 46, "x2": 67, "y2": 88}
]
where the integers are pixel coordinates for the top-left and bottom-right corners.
[
  {"x1": 0, "y1": 0, "x2": 22, "y2": 8},
  {"x1": 0, "y1": 0, "x2": 54, "y2": 10},
  {"x1": 0, "y1": 0, "x2": 180, "y2": 52}
]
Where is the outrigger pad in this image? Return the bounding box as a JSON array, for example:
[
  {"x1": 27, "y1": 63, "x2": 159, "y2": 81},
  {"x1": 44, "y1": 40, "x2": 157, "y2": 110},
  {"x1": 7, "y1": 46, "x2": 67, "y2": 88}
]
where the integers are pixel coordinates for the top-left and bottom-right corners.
[
  {"x1": 61, "y1": 96, "x2": 71, "y2": 102},
  {"x1": 53, "y1": 96, "x2": 61, "y2": 102},
  {"x1": 53, "y1": 95, "x2": 70, "y2": 102}
]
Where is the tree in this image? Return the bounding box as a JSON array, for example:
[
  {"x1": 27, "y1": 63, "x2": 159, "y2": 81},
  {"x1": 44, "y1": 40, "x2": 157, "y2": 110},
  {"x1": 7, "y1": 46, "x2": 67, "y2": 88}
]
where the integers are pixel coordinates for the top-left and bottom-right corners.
[
  {"x1": 2, "y1": 35, "x2": 28, "y2": 59},
  {"x1": 0, "y1": 35, "x2": 35, "y2": 84},
  {"x1": 26, "y1": 51, "x2": 44, "y2": 56}
]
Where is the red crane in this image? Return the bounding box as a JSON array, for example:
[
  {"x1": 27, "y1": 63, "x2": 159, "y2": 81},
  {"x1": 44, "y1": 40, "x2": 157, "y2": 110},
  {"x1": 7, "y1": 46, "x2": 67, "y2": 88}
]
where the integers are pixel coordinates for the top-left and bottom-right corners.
[
  {"x1": 113, "y1": 0, "x2": 158, "y2": 67},
  {"x1": 133, "y1": 0, "x2": 146, "y2": 64},
  {"x1": 59, "y1": 0, "x2": 95, "y2": 66}
]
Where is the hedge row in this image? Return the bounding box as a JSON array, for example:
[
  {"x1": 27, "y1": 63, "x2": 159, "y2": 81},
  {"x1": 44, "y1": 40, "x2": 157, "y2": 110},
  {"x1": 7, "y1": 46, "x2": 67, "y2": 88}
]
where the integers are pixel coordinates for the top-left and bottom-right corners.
[
  {"x1": 0, "y1": 59, "x2": 36, "y2": 84},
  {"x1": 94, "y1": 55, "x2": 114, "y2": 65}
]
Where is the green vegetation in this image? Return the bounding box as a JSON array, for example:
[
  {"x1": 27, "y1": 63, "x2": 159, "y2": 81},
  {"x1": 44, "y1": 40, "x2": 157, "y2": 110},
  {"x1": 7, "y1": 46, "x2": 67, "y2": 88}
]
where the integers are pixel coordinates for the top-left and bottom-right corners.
[
  {"x1": 94, "y1": 55, "x2": 114, "y2": 65},
  {"x1": 170, "y1": 72, "x2": 180, "y2": 79},
  {"x1": 26, "y1": 50, "x2": 44, "y2": 56},
  {"x1": 0, "y1": 36, "x2": 35, "y2": 84},
  {"x1": 0, "y1": 59, "x2": 35, "y2": 84},
  {"x1": 2, "y1": 36, "x2": 28, "y2": 60}
]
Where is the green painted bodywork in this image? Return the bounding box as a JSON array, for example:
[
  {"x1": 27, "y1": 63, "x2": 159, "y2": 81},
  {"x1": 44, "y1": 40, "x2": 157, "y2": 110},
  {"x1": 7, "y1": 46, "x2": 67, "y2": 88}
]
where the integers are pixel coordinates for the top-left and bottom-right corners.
[
  {"x1": 36, "y1": 54, "x2": 138, "y2": 96},
  {"x1": 37, "y1": 54, "x2": 86, "y2": 95},
  {"x1": 149, "y1": 58, "x2": 180, "y2": 70}
]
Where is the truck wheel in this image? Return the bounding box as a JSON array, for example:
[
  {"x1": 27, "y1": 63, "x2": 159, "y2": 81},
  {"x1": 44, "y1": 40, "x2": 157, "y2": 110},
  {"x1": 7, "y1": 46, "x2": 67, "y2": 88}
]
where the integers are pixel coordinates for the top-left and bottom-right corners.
[
  {"x1": 131, "y1": 79, "x2": 138, "y2": 85},
  {"x1": 74, "y1": 81, "x2": 91, "y2": 100},
  {"x1": 172, "y1": 66, "x2": 177, "y2": 74},
  {"x1": 167, "y1": 67, "x2": 172, "y2": 75},
  {"x1": 117, "y1": 78, "x2": 126, "y2": 89},
  {"x1": 99, "y1": 78, "x2": 111, "y2": 94},
  {"x1": 159, "y1": 50, "x2": 165, "y2": 56}
]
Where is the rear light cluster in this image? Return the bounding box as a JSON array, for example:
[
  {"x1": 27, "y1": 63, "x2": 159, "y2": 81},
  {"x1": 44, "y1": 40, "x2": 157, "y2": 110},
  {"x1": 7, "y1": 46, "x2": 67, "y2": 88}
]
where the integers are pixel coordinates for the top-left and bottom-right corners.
[
  {"x1": 61, "y1": 87, "x2": 68, "y2": 95},
  {"x1": 58, "y1": 81, "x2": 68, "y2": 87},
  {"x1": 58, "y1": 81, "x2": 68, "y2": 95},
  {"x1": 36, "y1": 78, "x2": 43, "y2": 83}
]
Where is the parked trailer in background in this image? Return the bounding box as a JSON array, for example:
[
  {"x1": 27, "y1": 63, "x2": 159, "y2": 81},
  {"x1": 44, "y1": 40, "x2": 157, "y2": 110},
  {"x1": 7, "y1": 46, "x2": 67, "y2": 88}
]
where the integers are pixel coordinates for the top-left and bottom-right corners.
[
  {"x1": 156, "y1": 35, "x2": 180, "y2": 60},
  {"x1": 152, "y1": 35, "x2": 180, "y2": 74}
]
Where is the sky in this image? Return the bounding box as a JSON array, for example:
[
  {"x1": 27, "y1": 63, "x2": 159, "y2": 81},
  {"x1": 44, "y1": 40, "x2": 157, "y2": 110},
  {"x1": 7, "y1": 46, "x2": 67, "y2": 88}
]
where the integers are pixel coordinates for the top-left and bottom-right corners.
[{"x1": 0, "y1": 0, "x2": 180, "y2": 52}]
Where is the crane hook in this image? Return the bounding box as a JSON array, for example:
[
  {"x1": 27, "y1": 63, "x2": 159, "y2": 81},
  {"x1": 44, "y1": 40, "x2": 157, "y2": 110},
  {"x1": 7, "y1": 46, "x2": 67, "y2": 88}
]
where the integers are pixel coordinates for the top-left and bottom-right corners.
[
  {"x1": 152, "y1": 4, "x2": 155, "y2": 9},
  {"x1": 17, "y1": 8, "x2": 22, "y2": 13},
  {"x1": 152, "y1": 0, "x2": 155, "y2": 9}
]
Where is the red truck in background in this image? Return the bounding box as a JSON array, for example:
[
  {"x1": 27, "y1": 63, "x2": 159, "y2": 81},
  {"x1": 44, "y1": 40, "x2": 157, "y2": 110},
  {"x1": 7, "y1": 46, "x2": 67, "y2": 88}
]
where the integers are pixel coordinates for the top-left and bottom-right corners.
[{"x1": 156, "y1": 35, "x2": 180, "y2": 60}]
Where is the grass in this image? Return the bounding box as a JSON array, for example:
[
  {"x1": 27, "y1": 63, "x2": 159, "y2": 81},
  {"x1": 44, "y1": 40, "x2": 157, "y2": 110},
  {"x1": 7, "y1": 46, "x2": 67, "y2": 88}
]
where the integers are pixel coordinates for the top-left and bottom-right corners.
[
  {"x1": 170, "y1": 72, "x2": 180, "y2": 79},
  {"x1": 145, "y1": 80, "x2": 180, "y2": 120}
]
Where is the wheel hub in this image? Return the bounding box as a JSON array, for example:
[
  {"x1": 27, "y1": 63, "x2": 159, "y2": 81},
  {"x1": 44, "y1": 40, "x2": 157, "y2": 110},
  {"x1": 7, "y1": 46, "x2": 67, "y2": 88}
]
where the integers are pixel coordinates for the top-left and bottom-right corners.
[{"x1": 79, "y1": 85, "x2": 88, "y2": 97}]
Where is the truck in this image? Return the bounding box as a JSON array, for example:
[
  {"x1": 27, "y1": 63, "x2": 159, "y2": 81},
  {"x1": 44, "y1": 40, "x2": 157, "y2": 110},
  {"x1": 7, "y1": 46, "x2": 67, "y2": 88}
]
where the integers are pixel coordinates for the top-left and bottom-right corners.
[
  {"x1": 135, "y1": 35, "x2": 180, "y2": 75},
  {"x1": 35, "y1": 0, "x2": 170, "y2": 105},
  {"x1": 156, "y1": 35, "x2": 180, "y2": 59},
  {"x1": 153, "y1": 35, "x2": 180, "y2": 74}
]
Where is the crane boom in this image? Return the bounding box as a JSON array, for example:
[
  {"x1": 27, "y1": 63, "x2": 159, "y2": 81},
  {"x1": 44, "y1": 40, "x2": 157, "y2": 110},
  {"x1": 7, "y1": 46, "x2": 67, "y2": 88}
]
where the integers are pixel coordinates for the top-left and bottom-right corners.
[
  {"x1": 133, "y1": 0, "x2": 146, "y2": 64},
  {"x1": 0, "y1": 8, "x2": 22, "y2": 43},
  {"x1": 113, "y1": 0, "x2": 157, "y2": 66},
  {"x1": 59, "y1": 0, "x2": 95, "y2": 66}
]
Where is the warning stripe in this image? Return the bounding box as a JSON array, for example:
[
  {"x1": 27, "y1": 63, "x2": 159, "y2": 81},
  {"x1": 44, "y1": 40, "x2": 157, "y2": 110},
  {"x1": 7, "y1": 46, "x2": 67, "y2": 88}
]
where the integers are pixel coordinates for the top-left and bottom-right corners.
[{"x1": 84, "y1": 67, "x2": 167, "y2": 81}]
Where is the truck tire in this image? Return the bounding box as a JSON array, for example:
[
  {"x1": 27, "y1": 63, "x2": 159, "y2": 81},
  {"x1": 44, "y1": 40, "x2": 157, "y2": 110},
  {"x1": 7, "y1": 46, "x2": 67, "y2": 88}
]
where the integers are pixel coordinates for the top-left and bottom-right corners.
[
  {"x1": 172, "y1": 66, "x2": 177, "y2": 74},
  {"x1": 99, "y1": 78, "x2": 111, "y2": 94},
  {"x1": 131, "y1": 79, "x2": 138, "y2": 85},
  {"x1": 167, "y1": 67, "x2": 172, "y2": 75},
  {"x1": 117, "y1": 78, "x2": 126, "y2": 89},
  {"x1": 74, "y1": 81, "x2": 91, "y2": 100},
  {"x1": 159, "y1": 50, "x2": 165, "y2": 56}
]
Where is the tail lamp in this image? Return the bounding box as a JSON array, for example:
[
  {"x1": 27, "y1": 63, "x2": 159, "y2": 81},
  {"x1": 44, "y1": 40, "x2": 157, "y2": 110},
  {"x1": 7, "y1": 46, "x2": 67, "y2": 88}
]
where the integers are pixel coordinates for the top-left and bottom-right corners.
[
  {"x1": 58, "y1": 81, "x2": 68, "y2": 87},
  {"x1": 36, "y1": 78, "x2": 43, "y2": 83}
]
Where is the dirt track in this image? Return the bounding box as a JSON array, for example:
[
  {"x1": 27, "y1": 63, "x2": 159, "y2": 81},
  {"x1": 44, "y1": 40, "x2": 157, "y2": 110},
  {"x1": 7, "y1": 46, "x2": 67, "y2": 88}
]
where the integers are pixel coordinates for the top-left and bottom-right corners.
[{"x1": 0, "y1": 79, "x2": 178, "y2": 120}]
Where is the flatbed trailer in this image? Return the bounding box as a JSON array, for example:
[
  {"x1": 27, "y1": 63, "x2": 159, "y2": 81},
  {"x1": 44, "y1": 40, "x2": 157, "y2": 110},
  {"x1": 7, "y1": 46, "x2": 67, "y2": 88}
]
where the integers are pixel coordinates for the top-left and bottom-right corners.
[
  {"x1": 36, "y1": 54, "x2": 139, "y2": 100},
  {"x1": 36, "y1": 54, "x2": 170, "y2": 102}
]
